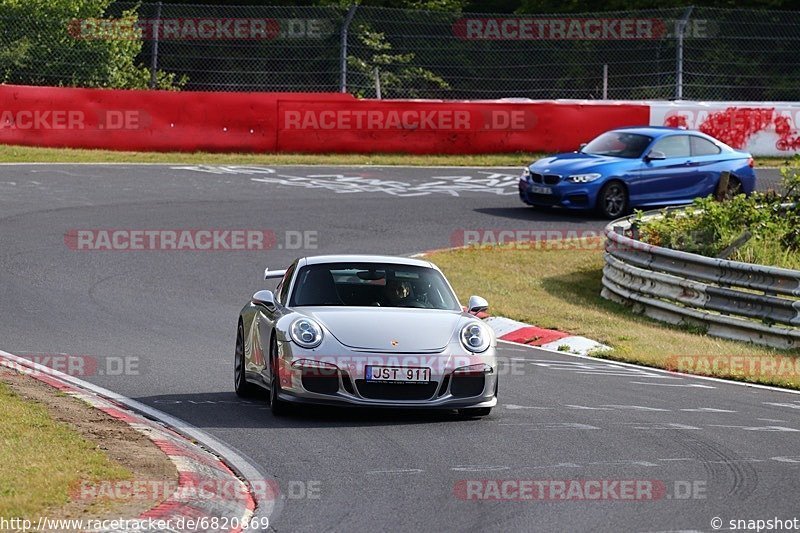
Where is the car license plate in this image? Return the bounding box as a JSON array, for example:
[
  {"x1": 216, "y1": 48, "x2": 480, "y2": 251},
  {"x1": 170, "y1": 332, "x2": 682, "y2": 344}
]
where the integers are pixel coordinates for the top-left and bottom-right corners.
[
  {"x1": 366, "y1": 366, "x2": 431, "y2": 383},
  {"x1": 530, "y1": 185, "x2": 552, "y2": 194}
]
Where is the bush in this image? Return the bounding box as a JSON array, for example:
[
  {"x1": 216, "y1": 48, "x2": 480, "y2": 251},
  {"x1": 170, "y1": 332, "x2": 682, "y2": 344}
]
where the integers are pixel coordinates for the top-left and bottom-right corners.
[{"x1": 635, "y1": 158, "x2": 800, "y2": 270}]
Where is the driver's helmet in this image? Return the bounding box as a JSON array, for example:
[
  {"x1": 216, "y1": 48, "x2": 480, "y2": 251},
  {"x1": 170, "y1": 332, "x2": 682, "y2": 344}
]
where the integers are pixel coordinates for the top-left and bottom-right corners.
[{"x1": 386, "y1": 279, "x2": 412, "y2": 304}]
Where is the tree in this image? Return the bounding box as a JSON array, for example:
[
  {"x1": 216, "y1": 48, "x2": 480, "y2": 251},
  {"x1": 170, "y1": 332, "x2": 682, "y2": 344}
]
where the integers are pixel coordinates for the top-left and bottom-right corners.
[
  {"x1": 347, "y1": 22, "x2": 450, "y2": 98},
  {"x1": 0, "y1": 0, "x2": 184, "y2": 89}
]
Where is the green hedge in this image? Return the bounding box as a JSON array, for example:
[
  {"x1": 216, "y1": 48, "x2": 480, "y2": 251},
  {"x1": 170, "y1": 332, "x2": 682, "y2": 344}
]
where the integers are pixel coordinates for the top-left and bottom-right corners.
[{"x1": 635, "y1": 158, "x2": 800, "y2": 270}]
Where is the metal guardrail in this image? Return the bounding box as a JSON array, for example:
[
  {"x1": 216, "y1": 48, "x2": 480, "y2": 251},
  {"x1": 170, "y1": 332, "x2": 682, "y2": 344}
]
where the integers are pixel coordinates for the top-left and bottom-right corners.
[{"x1": 601, "y1": 213, "x2": 800, "y2": 350}]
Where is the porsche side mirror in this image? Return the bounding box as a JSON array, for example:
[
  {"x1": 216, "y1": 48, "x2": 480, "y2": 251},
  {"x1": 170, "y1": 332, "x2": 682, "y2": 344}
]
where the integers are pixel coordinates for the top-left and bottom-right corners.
[
  {"x1": 468, "y1": 295, "x2": 489, "y2": 314},
  {"x1": 252, "y1": 290, "x2": 276, "y2": 308},
  {"x1": 644, "y1": 150, "x2": 666, "y2": 161}
]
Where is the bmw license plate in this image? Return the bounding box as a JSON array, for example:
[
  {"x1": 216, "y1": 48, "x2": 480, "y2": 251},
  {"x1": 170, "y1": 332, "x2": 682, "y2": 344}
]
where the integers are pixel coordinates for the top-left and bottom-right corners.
[
  {"x1": 530, "y1": 185, "x2": 552, "y2": 194},
  {"x1": 366, "y1": 366, "x2": 431, "y2": 383}
]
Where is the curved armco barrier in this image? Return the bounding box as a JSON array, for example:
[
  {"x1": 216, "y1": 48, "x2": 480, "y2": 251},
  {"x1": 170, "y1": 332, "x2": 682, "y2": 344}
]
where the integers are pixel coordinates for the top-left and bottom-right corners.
[{"x1": 602, "y1": 213, "x2": 800, "y2": 350}]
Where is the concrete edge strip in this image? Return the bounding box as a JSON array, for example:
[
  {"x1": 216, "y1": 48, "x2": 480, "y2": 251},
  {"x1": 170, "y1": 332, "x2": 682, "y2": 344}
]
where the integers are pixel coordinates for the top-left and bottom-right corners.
[
  {"x1": 0, "y1": 349, "x2": 275, "y2": 532},
  {"x1": 482, "y1": 316, "x2": 610, "y2": 356},
  {"x1": 497, "y1": 339, "x2": 800, "y2": 397}
]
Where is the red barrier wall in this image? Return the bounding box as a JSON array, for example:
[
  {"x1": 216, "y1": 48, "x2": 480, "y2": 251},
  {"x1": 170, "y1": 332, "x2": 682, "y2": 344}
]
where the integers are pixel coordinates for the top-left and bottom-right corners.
[
  {"x1": 0, "y1": 85, "x2": 649, "y2": 154},
  {"x1": 277, "y1": 99, "x2": 648, "y2": 154},
  {"x1": 0, "y1": 85, "x2": 352, "y2": 152}
]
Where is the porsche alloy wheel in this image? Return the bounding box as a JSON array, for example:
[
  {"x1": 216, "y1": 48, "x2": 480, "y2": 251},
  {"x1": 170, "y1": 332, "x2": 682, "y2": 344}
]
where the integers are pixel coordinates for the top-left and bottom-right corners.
[
  {"x1": 235, "y1": 322, "x2": 259, "y2": 397},
  {"x1": 269, "y1": 336, "x2": 290, "y2": 416}
]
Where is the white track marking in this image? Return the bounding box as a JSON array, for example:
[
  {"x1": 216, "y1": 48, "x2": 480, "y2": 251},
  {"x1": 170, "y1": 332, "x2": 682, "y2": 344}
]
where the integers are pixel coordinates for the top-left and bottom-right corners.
[
  {"x1": 629, "y1": 381, "x2": 716, "y2": 389},
  {"x1": 679, "y1": 408, "x2": 736, "y2": 413},
  {"x1": 497, "y1": 339, "x2": 800, "y2": 396}
]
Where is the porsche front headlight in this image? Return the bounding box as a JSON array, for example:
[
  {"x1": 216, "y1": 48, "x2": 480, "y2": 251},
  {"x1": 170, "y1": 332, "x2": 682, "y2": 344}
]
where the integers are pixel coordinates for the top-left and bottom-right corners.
[
  {"x1": 460, "y1": 322, "x2": 490, "y2": 353},
  {"x1": 290, "y1": 318, "x2": 324, "y2": 349}
]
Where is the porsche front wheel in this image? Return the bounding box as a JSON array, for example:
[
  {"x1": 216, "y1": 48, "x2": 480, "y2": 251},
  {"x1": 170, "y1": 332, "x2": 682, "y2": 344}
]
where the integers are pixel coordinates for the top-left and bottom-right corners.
[
  {"x1": 234, "y1": 322, "x2": 259, "y2": 397},
  {"x1": 269, "y1": 336, "x2": 290, "y2": 416}
]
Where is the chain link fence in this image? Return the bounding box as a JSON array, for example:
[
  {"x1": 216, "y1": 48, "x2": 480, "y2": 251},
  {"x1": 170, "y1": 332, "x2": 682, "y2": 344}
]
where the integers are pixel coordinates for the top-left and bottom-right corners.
[{"x1": 1, "y1": 3, "x2": 798, "y2": 101}]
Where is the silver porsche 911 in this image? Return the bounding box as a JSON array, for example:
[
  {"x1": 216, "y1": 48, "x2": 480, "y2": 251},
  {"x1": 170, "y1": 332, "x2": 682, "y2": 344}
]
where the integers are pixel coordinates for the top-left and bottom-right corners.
[{"x1": 235, "y1": 255, "x2": 497, "y2": 417}]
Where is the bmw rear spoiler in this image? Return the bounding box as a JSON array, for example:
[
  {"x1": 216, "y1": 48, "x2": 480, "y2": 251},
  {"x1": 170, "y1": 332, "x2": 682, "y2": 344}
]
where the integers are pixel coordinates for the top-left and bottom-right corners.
[{"x1": 264, "y1": 268, "x2": 287, "y2": 280}]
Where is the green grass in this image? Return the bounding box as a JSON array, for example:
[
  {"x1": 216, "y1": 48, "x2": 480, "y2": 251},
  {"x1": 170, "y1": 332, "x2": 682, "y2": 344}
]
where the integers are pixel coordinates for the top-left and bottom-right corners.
[
  {"x1": 0, "y1": 382, "x2": 131, "y2": 520},
  {"x1": 427, "y1": 239, "x2": 800, "y2": 389},
  {"x1": 0, "y1": 144, "x2": 536, "y2": 166},
  {"x1": 0, "y1": 144, "x2": 789, "y2": 167}
]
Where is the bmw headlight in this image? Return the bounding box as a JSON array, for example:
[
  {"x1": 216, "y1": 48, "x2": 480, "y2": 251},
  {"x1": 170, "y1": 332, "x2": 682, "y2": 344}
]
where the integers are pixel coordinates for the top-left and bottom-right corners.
[
  {"x1": 460, "y1": 322, "x2": 491, "y2": 353},
  {"x1": 568, "y1": 173, "x2": 602, "y2": 183},
  {"x1": 521, "y1": 167, "x2": 531, "y2": 181},
  {"x1": 290, "y1": 318, "x2": 324, "y2": 349}
]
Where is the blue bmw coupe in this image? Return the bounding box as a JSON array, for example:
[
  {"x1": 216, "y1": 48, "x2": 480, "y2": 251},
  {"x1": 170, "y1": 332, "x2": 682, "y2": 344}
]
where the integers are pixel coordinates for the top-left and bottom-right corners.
[{"x1": 518, "y1": 126, "x2": 757, "y2": 218}]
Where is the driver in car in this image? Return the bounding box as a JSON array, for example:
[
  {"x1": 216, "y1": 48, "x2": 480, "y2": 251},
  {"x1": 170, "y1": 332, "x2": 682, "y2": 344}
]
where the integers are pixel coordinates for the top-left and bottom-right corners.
[{"x1": 384, "y1": 278, "x2": 414, "y2": 306}]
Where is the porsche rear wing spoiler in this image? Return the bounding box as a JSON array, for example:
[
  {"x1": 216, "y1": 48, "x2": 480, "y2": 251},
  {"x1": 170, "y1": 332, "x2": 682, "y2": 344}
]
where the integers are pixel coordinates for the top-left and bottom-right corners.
[{"x1": 264, "y1": 268, "x2": 287, "y2": 280}]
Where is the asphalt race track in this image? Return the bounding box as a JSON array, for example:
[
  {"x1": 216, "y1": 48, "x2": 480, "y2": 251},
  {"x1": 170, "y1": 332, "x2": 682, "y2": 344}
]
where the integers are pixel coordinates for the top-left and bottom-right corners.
[{"x1": 1, "y1": 164, "x2": 796, "y2": 533}]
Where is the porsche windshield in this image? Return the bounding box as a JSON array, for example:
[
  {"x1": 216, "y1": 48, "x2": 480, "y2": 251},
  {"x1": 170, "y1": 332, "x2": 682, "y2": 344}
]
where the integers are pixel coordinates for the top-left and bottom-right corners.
[
  {"x1": 582, "y1": 131, "x2": 653, "y2": 158},
  {"x1": 289, "y1": 263, "x2": 461, "y2": 310}
]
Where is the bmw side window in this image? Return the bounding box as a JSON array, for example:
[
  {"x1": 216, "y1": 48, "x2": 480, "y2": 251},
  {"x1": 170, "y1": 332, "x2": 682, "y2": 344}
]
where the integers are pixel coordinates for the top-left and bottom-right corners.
[
  {"x1": 652, "y1": 135, "x2": 691, "y2": 159},
  {"x1": 278, "y1": 262, "x2": 297, "y2": 304},
  {"x1": 691, "y1": 136, "x2": 721, "y2": 156}
]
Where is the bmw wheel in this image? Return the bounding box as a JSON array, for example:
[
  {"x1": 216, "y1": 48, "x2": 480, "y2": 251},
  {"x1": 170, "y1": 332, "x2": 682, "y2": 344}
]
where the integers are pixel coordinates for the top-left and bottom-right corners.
[
  {"x1": 598, "y1": 181, "x2": 629, "y2": 219},
  {"x1": 721, "y1": 176, "x2": 742, "y2": 201}
]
